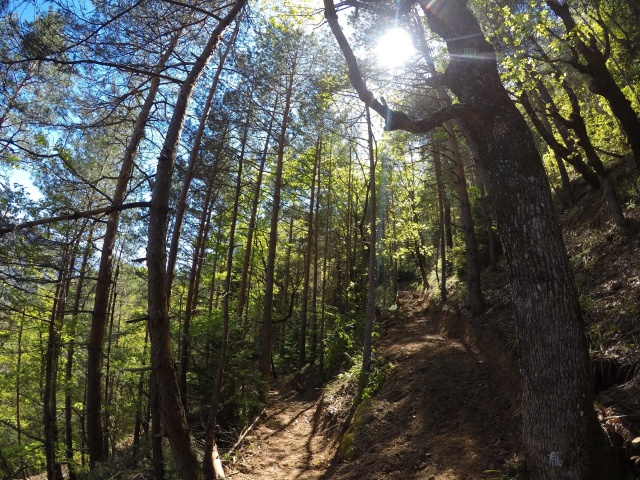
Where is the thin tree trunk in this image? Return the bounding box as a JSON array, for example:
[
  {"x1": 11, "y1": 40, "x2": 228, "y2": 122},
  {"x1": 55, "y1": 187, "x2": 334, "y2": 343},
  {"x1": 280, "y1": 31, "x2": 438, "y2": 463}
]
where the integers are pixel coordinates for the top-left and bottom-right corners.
[
  {"x1": 179, "y1": 172, "x2": 219, "y2": 411},
  {"x1": 65, "y1": 226, "x2": 93, "y2": 480},
  {"x1": 132, "y1": 329, "x2": 148, "y2": 459},
  {"x1": 203, "y1": 96, "x2": 252, "y2": 480},
  {"x1": 528, "y1": 88, "x2": 574, "y2": 206},
  {"x1": 298, "y1": 136, "x2": 320, "y2": 368},
  {"x1": 416, "y1": 28, "x2": 484, "y2": 312},
  {"x1": 260, "y1": 62, "x2": 296, "y2": 390},
  {"x1": 319, "y1": 151, "x2": 333, "y2": 378},
  {"x1": 559, "y1": 81, "x2": 628, "y2": 228},
  {"x1": 102, "y1": 263, "x2": 119, "y2": 460},
  {"x1": 237, "y1": 94, "x2": 278, "y2": 319},
  {"x1": 166, "y1": 19, "x2": 242, "y2": 293},
  {"x1": 146, "y1": 4, "x2": 245, "y2": 478},
  {"x1": 433, "y1": 148, "x2": 447, "y2": 304},
  {"x1": 311, "y1": 156, "x2": 322, "y2": 365},
  {"x1": 362, "y1": 107, "x2": 376, "y2": 374},
  {"x1": 44, "y1": 244, "x2": 75, "y2": 480}
]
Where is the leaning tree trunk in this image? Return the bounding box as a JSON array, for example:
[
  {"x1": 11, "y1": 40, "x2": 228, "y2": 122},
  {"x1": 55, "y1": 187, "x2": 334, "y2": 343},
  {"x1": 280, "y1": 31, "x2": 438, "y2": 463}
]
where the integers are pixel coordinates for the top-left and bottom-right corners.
[
  {"x1": 86, "y1": 31, "x2": 181, "y2": 468},
  {"x1": 166, "y1": 19, "x2": 241, "y2": 294},
  {"x1": 324, "y1": 0, "x2": 623, "y2": 477},
  {"x1": 146, "y1": 4, "x2": 245, "y2": 479}
]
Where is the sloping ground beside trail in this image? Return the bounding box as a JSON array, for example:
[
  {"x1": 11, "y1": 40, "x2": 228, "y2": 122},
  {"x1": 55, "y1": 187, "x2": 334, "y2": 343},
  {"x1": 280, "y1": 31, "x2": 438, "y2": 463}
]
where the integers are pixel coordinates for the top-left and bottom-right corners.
[
  {"x1": 320, "y1": 290, "x2": 522, "y2": 480},
  {"x1": 228, "y1": 290, "x2": 522, "y2": 479}
]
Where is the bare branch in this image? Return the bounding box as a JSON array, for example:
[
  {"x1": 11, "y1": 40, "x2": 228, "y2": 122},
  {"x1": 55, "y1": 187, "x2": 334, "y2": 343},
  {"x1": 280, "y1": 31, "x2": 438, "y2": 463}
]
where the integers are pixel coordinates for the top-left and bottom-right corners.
[
  {"x1": 323, "y1": 0, "x2": 471, "y2": 134},
  {"x1": 0, "y1": 202, "x2": 150, "y2": 235}
]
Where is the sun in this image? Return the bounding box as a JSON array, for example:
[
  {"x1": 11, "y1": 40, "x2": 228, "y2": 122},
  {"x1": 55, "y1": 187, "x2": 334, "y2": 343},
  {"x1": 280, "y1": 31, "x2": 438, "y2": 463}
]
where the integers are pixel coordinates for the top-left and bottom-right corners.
[{"x1": 375, "y1": 27, "x2": 415, "y2": 69}]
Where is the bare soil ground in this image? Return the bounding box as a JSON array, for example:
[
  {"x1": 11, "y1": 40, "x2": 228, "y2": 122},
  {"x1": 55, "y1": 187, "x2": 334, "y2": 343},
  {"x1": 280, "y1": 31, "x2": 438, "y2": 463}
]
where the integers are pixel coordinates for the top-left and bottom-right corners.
[
  {"x1": 226, "y1": 387, "x2": 333, "y2": 479},
  {"x1": 228, "y1": 290, "x2": 523, "y2": 479}
]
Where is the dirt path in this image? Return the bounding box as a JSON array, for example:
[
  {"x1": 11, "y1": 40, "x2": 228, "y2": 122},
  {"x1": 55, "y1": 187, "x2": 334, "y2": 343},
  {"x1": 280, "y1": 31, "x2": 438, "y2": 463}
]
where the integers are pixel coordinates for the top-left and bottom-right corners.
[
  {"x1": 229, "y1": 290, "x2": 521, "y2": 479},
  {"x1": 227, "y1": 388, "x2": 332, "y2": 479}
]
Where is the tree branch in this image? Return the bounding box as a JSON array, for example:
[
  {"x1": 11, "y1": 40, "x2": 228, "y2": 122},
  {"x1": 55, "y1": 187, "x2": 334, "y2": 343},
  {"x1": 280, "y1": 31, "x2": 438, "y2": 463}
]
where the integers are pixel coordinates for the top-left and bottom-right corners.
[
  {"x1": 0, "y1": 201, "x2": 150, "y2": 235},
  {"x1": 323, "y1": 0, "x2": 471, "y2": 134}
]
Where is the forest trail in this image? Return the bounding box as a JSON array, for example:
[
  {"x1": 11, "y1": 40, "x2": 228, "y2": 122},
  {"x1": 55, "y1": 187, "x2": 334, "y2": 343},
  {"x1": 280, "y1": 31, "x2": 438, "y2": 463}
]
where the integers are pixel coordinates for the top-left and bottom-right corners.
[
  {"x1": 226, "y1": 387, "x2": 331, "y2": 479},
  {"x1": 228, "y1": 290, "x2": 521, "y2": 479}
]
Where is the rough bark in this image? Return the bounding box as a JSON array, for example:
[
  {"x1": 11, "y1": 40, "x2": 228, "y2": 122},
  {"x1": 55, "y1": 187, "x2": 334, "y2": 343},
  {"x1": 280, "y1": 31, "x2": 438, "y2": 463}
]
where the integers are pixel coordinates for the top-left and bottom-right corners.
[{"x1": 325, "y1": 0, "x2": 623, "y2": 477}]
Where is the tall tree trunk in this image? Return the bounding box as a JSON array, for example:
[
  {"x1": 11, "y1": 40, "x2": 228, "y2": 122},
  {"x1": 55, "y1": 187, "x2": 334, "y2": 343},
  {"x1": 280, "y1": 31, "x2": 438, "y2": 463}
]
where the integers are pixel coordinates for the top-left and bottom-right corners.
[
  {"x1": 311, "y1": 157, "x2": 322, "y2": 364},
  {"x1": 362, "y1": 107, "x2": 376, "y2": 374},
  {"x1": 146, "y1": 4, "x2": 245, "y2": 478},
  {"x1": 65, "y1": 226, "x2": 94, "y2": 480},
  {"x1": 102, "y1": 264, "x2": 120, "y2": 460},
  {"x1": 87, "y1": 32, "x2": 181, "y2": 468},
  {"x1": 16, "y1": 312, "x2": 25, "y2": 479},
  {"x1": 166, "y1": 19, "x2": 241, "y2": 293},
  {"x1": 416, "y1": 27, "x2": 484, "y2": 312},
  {"x1": 132, "y1": 330, "x2": 148, "y2": 459},
  {"x1": 323, "y1": 0, "x2": 623, "y2": 475},
  {"x1": 202, "y1": 97, "x2": 251, "y2": 480},
  {"x1": 237, "y1": 95, "x2": 278, "y2": 319},
  {"x1": 260, "y1": 62, "x2": 296, "y2": 389},
  {"x1": 179, "y1": 173, "x2": 218, "y2": 411},
  {"x1": 44, "y1": 244, "x2": 75, "y2": 480},
  {"x1": 433, "y1": 148, "x2": 447, "y2": 304},
  {"x1": 319, "y1": 152, "x2": 333, "y2": 378},
  {"x1": 443, "y1": 125, "x2": 483, "y2": 312},
  {"x1": 298, "y1": 136, "x2": 320, "y2": 369}
]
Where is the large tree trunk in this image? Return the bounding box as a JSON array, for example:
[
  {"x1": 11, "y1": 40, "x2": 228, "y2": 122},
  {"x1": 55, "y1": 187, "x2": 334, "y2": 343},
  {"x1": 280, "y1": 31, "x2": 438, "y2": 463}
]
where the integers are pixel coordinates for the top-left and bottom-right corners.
[
  {"x1": 146, "y1": 4, "x2": 245, "y2": 478},
  {"x1": 324, "y1": 0, "x2": 623, "y2": 477}
]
